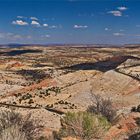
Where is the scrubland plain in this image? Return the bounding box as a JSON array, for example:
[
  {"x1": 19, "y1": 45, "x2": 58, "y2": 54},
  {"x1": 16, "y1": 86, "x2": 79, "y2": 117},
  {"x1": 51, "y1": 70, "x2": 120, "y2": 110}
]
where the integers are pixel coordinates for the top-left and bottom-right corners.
[{"x1": 0, "y1": 45, "x2": 139, "y2": 140}]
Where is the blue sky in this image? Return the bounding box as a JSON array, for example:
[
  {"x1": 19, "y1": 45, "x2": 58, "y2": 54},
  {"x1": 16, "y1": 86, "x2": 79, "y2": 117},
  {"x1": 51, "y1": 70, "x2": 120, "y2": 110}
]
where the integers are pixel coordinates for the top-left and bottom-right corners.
[{"x1": 0, "y1": 0, "x2": 140, "y2": 44}]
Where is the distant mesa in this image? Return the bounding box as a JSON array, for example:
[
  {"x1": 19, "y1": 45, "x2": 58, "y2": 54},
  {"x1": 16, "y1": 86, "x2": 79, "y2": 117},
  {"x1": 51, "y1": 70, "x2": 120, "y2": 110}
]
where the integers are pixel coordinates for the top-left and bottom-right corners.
[{"x1": 0, "y1": 49, "x2": 42, "y2": 56}]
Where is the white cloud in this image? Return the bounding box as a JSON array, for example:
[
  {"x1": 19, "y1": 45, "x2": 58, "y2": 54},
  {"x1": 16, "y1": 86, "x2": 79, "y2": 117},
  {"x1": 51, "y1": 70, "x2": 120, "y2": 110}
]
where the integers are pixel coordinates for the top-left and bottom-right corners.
[
  {"x1": 31, "y1": 20, "x2": 40, "y2": 27},
  {"x1": 49, "y1": 25, "x2": 57, "y2": 29},
  {"x1": 43, "y1": 23, "x2": 48, "y2": 27},
  {"x1": 30, "y1": 17, "x2": 38, "y2": 20},
  {"x1": 0, "y1": 32, "x2": 22, "y2": 40},
  {"x1": 108, "y1": 10, "x2": 122, "y2": 16},
  {"x1": 12, "y1": 20, "x2": 28, "y2": 26},
  {"x1": 105, "y1": 28, "x2": 108, "y2": 31},
  {"x1": 120, "y1": 29, "x2": 125, "y2": 32},
  {"x1": 45, "y1": 34, "x2": 50, "y2": 38},
  {"x1": 13, "y1": 35, "x2": 22, "y2": 39},
  {"x1": 0, "y1": 33, "x2": 13, "y2": 39},
  {"x1": 74, "y1": 25, "x2": 88, "y2": 29},
  {"x1": 113, "y1": 32, "x2": 124, "y2": 36},
  {"x1": 105, "y1": 28, "x2": 111, "y2": 31},
  {"x1": 41, "y1": 34, "x2": 51, "y2": 39},
  {"x1": 17, "y1": 16, "x2": 27, "y2": 19},
  {"x1": 117, "y1": 6, "x2": 127, "y2": 11},
  {"x1": 17, "y1": 16, "x2": 24, "y2": 19},
  {"x1": 0, "y1": 32, "x2": 33, "y2": 41}
]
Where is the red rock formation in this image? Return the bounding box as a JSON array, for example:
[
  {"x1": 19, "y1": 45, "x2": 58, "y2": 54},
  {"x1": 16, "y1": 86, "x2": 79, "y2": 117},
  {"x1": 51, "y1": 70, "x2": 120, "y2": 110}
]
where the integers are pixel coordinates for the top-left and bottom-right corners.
[{"x1": 105, "y1": 112, "x2": 140, "y2": 140}]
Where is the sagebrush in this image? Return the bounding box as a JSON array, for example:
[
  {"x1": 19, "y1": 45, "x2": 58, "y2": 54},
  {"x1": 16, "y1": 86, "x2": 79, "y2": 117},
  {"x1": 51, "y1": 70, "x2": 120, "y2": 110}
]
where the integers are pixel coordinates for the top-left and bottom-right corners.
[
  {"x1": 58, "y1": 111, "x2": 111, "y2": 140},
  {"x1": 0, "y1": 110, "x2": 43, "y2": 140},
  {"x1": 88, "y1": 93, "x2": 116, "y2": 123}
]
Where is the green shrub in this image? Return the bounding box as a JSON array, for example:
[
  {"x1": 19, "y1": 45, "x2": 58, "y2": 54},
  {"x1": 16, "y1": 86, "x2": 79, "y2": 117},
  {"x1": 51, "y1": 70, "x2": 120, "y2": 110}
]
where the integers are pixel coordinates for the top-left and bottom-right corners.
[{"x1": 58, "y1": 111, "x2": 111, "y2": 140}]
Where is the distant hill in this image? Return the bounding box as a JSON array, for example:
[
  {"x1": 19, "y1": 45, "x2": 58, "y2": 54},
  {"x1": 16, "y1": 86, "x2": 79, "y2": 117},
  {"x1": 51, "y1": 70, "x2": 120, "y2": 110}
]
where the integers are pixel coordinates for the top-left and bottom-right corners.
[{"x1": 0, "y1": 43, "x2": 140, "y2": 48}]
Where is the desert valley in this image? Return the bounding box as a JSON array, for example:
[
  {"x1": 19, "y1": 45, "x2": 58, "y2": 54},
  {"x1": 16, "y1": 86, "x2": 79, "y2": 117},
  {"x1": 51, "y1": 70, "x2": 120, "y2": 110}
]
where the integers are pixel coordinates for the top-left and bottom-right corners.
[{"x1": 0, "y1": 45, "x2": 139, "y2": 139}]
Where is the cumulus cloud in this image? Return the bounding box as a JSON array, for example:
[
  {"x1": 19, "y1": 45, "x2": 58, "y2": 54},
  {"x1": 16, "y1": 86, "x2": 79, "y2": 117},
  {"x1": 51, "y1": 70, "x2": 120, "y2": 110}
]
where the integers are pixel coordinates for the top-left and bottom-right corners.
[
  {"x1": 108, "y1": 10, "x2": 122, "y2": 16},
  {"x1": 43, "y1": 23, "x2": 48, "y2": 27},
  {"x1": 105, "y1": 28, "x2": 111, "y2": 31},
  {"x1": 105, "y1": 28, "x2": 109, "y2": 31},
  {"x1": 117, "y1": 6, "x2": 127, "y2": 11},
  {"x1": 12, "y1": 20, "x2": 28, "y2": 26},
  {"x1": 31, "y1": 20, "x2": 40, "y2": 27},
  {"x1": 74, "y1": 25, "x2": 88, "y2": 29},
  {"x1": 30, "y1": 17, "x2": 38, "y2": 20},
  {"x1": 113, "y1": 32, "x2": 124, "y2": 36}
]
